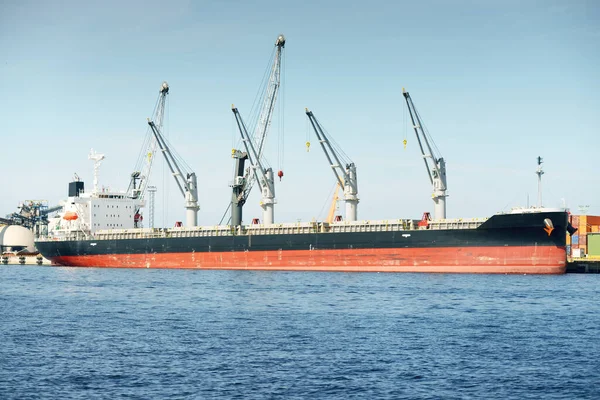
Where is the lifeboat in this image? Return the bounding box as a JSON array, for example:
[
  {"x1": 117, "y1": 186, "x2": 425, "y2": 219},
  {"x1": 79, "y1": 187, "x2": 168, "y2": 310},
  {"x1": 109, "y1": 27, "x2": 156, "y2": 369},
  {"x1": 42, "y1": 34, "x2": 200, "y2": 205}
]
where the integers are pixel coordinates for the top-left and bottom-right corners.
[{"x1": 63, "y1": 211, "x2": 78, "y2": 221}]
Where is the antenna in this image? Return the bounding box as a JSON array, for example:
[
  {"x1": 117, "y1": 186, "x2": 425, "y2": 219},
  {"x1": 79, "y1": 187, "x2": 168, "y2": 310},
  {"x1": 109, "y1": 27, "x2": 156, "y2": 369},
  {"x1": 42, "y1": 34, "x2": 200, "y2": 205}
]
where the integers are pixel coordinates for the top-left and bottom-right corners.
[{"x1": 535, "y1": 156, "x2": 544, "y2": 207}]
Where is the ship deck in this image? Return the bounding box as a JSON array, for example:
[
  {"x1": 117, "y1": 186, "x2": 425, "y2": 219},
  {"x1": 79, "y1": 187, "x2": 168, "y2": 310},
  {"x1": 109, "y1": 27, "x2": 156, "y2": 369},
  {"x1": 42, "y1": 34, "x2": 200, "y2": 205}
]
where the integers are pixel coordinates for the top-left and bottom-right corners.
[{"x1": 38, "y1": 217, "x2": 489, "y2": 242}]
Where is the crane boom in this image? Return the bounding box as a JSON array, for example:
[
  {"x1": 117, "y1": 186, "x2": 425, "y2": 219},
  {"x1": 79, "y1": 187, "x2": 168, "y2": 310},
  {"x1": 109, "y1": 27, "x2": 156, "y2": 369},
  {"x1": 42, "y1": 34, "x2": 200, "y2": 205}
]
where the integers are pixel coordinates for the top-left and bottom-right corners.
[
  {"x1": 305, "y1": 108, "x2": 359, "y2": 222},
  {"x1": 255, "y1": 34, "x2": 285, "y2": 159},
  {"x1": 402, "y1": 88, "x2": 447, "y2": 220},
  {"x1": 232, "y1": 106, "x2": 275, "y2": 225}
]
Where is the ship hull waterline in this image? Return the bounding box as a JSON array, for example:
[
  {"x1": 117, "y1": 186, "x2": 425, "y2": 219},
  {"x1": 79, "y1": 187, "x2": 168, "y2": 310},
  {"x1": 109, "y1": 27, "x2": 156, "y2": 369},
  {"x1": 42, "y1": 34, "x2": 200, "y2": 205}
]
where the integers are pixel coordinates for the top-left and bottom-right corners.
[{"x1": 44, "y1": 245, "x2": 567, "y2": 274}]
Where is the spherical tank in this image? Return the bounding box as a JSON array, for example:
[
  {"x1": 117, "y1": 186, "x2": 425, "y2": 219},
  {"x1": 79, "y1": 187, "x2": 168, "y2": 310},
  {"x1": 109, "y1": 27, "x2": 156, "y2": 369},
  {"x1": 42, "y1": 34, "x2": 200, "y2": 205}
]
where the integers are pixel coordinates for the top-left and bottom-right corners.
[{"x1": 0, "y1": 225, "x2": 36, "y2": 253}]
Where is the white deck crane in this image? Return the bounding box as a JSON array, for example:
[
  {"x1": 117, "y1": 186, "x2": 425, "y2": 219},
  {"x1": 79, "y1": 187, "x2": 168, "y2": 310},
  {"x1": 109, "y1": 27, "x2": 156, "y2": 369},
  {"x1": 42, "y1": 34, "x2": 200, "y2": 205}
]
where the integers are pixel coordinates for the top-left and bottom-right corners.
[
  {"x1": 402, "y1": 88, "x2": 447, "y2": 220},
  {"x1": 231, "y1": 106, "x2": 276, "y2": 225},
  {"x1": 141, "y1": 83, "x2": 199, "y2": 227},
  {"x1": 228, "y1": 34, "x2": 285, "y2": 226},
  {"x1": 305, "y1": 108, "x2": 359, "y2": 221},
  {"x1": 129, "y1": 81, "x2": 169, "y2": 201}
]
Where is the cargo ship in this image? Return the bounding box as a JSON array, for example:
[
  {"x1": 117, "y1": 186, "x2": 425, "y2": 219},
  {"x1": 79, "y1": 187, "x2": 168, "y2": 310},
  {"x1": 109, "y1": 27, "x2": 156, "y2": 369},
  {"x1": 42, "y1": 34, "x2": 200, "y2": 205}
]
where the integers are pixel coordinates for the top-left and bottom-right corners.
[{"x1": 35, "y1": 174, "x2": 569, "y2": 274}]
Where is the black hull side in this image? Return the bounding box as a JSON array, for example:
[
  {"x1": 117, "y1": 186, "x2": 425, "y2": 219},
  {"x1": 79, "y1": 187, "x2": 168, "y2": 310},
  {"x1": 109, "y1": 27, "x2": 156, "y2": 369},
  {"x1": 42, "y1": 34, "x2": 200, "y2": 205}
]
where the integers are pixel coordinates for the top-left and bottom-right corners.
[{"x1": 36, "y1": 211, "x2": 568, "y2": 258}]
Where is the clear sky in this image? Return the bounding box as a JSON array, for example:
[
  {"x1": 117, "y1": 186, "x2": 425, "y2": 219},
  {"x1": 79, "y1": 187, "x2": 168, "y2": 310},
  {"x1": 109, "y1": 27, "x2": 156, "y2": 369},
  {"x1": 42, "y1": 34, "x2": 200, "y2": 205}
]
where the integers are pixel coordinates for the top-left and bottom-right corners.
[{"x1": 1, "y1": 0, "x2": 599, "y2": 227}]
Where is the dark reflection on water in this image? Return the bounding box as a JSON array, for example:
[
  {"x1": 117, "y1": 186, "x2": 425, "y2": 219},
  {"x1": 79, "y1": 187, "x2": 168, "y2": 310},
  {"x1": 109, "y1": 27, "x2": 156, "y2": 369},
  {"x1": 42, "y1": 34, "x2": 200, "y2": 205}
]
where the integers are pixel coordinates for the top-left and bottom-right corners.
[{"x1": 1, "y1": 266, "x2": 599, "y2": 399}]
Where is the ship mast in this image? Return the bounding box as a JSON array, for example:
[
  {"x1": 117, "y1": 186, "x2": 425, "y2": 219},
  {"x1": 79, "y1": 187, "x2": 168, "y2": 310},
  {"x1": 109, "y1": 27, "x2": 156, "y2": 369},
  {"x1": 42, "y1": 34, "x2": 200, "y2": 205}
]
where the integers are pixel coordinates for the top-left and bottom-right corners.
[
  {"x1": 402, "y1": 88, "x2": 447, "y2": 220},
  {"x1": 305, "y1": 108, "x2": 359, "y2": 221},
  {"x1": 88, "y1": 149, "x2": 105, "y2": 194},
  {"x1": 228, "y1": 34, "x2": 285, "y2": 226},
  {"x1": 536, "y1": 156, "x2": 544, "y2": 207}
]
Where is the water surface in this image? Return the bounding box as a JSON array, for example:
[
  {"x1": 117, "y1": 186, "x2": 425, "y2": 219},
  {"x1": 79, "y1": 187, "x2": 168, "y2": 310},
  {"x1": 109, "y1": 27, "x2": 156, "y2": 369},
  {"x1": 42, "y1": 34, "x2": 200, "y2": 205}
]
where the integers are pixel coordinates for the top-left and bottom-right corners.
[{"x1": 1, "y1": 266, "x2": 598, "y2": 399}]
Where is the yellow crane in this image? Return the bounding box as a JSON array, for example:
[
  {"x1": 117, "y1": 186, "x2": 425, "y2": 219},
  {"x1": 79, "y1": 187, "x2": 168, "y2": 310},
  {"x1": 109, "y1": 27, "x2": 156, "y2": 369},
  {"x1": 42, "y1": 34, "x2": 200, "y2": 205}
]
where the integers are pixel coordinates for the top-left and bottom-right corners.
[{"x1": 326, "y1": 183, "x2": 341, "y2": 224}]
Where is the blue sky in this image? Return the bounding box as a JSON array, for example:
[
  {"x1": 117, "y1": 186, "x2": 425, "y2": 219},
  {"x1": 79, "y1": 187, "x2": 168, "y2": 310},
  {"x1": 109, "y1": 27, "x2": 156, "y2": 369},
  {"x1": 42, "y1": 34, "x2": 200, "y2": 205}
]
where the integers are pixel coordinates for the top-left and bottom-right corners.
[{"x1": 1, "y1": 0, "x2": 599, "y2": 226}]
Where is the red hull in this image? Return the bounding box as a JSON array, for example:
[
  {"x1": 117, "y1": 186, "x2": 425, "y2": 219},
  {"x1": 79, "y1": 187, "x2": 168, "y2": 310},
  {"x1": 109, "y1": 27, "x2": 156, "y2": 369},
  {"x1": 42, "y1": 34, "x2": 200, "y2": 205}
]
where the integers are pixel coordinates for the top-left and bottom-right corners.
[{"x1": 49, "y1": 246, "x2": 567, "y2": 274}]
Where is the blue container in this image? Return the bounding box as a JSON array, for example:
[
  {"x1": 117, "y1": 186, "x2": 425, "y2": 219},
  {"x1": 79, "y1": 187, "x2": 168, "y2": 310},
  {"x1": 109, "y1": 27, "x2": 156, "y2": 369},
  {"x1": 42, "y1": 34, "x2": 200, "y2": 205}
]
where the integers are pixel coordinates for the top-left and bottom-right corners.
[
  {"x1": 566, "y1": 245, "x2": 571, "y2": 255},
  {"x1": 572, "y1": 235, "x2": 579, "y2": 245}
]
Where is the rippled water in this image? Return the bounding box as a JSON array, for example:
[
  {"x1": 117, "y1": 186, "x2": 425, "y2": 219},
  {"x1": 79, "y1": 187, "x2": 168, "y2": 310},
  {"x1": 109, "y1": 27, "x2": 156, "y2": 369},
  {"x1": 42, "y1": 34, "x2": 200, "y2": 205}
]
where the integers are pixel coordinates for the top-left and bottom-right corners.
[{"x1": 1, "y1": 265, "x2": 599, "y2": 399}]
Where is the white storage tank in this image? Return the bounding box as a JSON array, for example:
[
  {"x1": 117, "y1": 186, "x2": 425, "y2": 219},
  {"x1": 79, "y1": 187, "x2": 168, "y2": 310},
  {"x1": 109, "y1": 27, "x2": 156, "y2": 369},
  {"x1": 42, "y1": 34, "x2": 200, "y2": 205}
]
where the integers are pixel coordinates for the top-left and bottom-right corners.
[{"x1": 0, "y1": 225, "x2": 36, "y2": 253}]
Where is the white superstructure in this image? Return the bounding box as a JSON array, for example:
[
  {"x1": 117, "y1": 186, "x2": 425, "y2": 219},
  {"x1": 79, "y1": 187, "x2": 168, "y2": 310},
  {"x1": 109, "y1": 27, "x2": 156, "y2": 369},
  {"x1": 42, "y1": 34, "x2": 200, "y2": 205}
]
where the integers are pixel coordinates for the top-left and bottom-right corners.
[
  {"x1": 51, "y1": 190, "x2": 144, "y2": 237},
  {"x1": 50, "y1": 155, "x2": 144, "y2": 238}
]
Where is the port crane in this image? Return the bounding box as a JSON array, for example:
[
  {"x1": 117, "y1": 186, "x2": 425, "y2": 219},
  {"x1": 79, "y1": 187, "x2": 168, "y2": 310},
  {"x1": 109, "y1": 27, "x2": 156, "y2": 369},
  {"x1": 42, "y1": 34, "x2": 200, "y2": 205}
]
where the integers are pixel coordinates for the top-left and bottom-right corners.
[
  {"x1": 3, "y1": 200, "x2": 62, "y2": 238},
  {"x1": 228, "y1": 34, "x2": 286, "y2": 226},
  {"x1": 305, "y1": 108, "x2": 359, "y2": 221},
  {"x1": 402, "y1": 88, "x2": 447, "y2": 220}
]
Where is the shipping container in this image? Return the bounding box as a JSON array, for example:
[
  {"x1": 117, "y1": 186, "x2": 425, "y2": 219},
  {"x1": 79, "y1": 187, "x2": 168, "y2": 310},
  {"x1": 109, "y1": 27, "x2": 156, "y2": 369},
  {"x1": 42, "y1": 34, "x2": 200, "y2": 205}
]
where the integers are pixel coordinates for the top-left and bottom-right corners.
[
  {"x1": 589, "y1": 234, "x2": 600, "y2": 257},
  {"x1": 580, "y1": 235, "x2": 587, "y2": 245},
  {"x1": 592, "y1": 225, "x2": 599, "y2": 233},
  {"x1": 566, "y1": 245, "x2": 571, "y2": 256},
  {"x1": 566, "y1": 233, "x2": 571, "y2": 245},
  {"x1": 572, "y1": 248, "x2": 582, "y2": 258},
  {"x1": 588, "y1": 215, "x2": 600, "y2": 225},
  {"x1": 572, "y1": 235, "x2": 579, "y2": 245}
]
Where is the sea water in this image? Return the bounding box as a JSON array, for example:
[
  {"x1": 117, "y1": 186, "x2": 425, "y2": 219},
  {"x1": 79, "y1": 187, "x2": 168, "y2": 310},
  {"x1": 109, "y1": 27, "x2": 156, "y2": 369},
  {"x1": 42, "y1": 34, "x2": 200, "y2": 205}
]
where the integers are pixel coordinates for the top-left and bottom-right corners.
[{"x1": 1, "y1": 265, "x2": 598, "y2": 399}]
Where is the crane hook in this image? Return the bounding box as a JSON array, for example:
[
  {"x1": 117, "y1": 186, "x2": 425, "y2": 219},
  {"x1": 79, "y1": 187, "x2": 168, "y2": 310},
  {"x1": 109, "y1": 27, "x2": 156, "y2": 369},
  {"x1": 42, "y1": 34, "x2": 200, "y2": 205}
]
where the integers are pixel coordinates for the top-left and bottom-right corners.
[
  {"x1": 306, "y1": 141, "x2": 311, "y2": 152},
  {"x1": 403, "y1": 139, "x2": 407, "y2": 150}
]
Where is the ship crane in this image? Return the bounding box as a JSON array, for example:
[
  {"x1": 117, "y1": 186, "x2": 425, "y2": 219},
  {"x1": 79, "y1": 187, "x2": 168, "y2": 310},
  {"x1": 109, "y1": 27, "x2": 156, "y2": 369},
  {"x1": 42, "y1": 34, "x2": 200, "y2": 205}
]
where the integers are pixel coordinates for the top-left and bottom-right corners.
[
  {"x1": 128, "y1": 81, "x2": 170, "y2": 201},
  {"x1": 305, "y1": 108, "x2": 359, "y2": 221},
  {"x1": 231, "y1": 106, "x2": 276, "y2": 225},
  {"x1": 227, "y1": 34, "x2": 285, "y2": 226},
  {"x1": 402, "y1": 88, "x2": 448, "y2": 220},
  {"x1": 144, "y1": 84, "x2": 199, "y2": 228}
]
